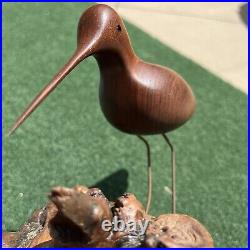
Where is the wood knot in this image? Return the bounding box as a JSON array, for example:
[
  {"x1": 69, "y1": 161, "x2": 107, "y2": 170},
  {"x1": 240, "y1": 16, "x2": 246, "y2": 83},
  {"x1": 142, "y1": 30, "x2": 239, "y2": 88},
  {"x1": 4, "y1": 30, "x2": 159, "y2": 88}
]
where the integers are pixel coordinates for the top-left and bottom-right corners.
[{"x1": 144, "y1": 214, "x2": 214, "y2": 248}]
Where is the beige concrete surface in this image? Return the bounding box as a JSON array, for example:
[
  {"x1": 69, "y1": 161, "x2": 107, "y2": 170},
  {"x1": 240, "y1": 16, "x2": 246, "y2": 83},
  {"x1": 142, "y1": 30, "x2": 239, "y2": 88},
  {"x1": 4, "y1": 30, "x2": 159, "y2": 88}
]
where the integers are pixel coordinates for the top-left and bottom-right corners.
[{"x1": 102, "y1": 2, "x2": 248, "y2": 94}]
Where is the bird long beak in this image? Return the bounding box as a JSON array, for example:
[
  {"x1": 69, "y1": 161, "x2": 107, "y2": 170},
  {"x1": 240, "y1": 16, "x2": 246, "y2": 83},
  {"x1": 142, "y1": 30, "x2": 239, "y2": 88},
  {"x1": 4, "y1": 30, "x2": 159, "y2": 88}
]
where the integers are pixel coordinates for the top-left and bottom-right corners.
[{"x1": 8, "y1": 48, "x2": 89, "y2": 136}]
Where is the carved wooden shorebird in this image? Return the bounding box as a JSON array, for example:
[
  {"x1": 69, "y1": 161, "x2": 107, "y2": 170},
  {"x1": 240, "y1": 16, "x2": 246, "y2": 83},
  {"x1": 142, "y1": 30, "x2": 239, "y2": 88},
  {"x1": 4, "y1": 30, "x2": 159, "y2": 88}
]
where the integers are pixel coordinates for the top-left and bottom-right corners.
[{"x1": 8, "y1": 4, "x2": 196, "y2": 213}]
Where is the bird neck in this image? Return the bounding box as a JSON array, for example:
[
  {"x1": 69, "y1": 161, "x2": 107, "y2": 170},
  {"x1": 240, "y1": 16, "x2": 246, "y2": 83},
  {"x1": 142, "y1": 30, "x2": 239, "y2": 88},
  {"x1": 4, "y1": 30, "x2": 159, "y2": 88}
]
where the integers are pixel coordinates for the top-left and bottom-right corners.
[{"x1": 93, "y1": 39, "x2": 137, "y2": 72}]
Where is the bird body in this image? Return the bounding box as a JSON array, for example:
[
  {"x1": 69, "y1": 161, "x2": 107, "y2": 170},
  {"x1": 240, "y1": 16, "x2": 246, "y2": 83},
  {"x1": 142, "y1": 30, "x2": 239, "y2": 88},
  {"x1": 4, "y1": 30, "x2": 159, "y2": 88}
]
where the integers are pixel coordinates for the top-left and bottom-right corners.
[
  {"x1": 90, "y1": 5, "x2": 196, "y2": 135},
  {"x1": 9, "y1": 4, "x2": 196, "y2": 213},
  {"x1": 8, "y1": 4, "x2": 195, "y2": 136},
  {"x1": 98, "y1": 56, "x2": 195, "y2": 135}
]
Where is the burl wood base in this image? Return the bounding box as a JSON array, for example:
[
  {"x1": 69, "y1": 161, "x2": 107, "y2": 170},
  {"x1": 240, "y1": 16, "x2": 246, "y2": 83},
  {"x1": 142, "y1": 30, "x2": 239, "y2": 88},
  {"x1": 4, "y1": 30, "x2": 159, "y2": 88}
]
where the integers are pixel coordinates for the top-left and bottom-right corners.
[{"x1": 2, "y1": 185, "x2": 214, "y2": 248}]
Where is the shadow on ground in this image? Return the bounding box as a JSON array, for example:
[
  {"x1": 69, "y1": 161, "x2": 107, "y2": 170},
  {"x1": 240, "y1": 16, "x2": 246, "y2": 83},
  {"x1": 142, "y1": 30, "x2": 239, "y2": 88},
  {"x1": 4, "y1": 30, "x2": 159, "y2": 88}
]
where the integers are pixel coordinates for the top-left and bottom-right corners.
[
  {"x1": 239, "y1": 3, "x2": 248, "y2": 26},
  {"x1": 91, "y1": 169, "x2": 128, "y2": 200}
]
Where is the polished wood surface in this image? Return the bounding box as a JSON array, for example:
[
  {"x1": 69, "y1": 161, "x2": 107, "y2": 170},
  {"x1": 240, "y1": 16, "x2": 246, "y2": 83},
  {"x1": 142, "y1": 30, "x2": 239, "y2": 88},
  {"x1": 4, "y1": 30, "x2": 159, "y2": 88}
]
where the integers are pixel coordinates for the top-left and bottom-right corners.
[{"x1": 9, "y1": 4, "x2": 195, "y2": 136}]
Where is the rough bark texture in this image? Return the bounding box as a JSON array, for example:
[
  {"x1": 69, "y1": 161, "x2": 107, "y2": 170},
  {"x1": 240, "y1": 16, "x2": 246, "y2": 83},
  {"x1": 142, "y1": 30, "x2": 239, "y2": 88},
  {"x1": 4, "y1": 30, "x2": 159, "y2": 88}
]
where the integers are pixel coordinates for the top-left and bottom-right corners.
[{"x1": 2, "y1": 185, "x2": 214, "y2": 248}]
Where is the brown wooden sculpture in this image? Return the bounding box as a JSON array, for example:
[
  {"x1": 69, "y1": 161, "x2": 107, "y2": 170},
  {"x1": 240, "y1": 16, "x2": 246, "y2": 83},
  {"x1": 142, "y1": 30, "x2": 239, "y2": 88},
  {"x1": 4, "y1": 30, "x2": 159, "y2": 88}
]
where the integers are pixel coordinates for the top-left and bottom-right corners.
[
  {"x1": 2, "y1": 185, "x2": 214, "y2": 248},
  {"x1": 8, "y1": 4, "x2": 196, "y2": 213}
]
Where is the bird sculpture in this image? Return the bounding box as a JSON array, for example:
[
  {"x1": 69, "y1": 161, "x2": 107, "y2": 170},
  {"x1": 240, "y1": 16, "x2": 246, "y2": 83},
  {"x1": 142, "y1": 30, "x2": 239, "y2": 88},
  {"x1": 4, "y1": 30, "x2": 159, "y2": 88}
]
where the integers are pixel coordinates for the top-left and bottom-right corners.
[{"x1": 8, "y1": 4, "x2": 196, "y2": 214}]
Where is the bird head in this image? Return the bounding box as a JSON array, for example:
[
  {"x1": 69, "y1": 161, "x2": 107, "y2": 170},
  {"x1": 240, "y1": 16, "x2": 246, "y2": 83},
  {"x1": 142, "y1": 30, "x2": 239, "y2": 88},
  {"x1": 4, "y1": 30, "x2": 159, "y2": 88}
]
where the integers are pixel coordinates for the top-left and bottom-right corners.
[
  {"x1": 8, "y1": 4, "x2": 128, "y2": 136},
  {"x1": 77, "y1": 4, "x2": 128, "y2": 54}
]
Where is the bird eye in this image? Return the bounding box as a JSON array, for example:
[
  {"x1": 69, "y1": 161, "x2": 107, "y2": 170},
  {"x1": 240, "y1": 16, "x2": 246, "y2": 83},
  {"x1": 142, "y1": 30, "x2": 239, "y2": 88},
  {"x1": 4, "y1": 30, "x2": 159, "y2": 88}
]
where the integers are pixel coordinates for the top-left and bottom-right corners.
[{"x1": 116, "y1": 25, "x2": 122, "y2": 32}]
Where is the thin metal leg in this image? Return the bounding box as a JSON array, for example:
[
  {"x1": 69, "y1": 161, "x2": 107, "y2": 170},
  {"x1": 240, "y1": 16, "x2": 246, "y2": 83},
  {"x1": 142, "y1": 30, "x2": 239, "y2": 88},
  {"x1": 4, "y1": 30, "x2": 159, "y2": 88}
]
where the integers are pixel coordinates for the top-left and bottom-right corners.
[
  {"x1": 162, "y1": 134, "x2": 176, "y2": 214},
  {"x1": 137, "y1": 135, "x2": 152, "y2": 214}
]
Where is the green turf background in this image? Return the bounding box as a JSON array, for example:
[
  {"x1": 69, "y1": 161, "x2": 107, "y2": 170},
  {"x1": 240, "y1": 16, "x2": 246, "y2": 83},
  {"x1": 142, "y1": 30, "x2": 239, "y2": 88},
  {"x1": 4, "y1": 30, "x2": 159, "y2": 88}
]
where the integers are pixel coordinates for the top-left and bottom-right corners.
[{"x1": 2, "y1": 3, "x2": 248, "y2": 247}]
